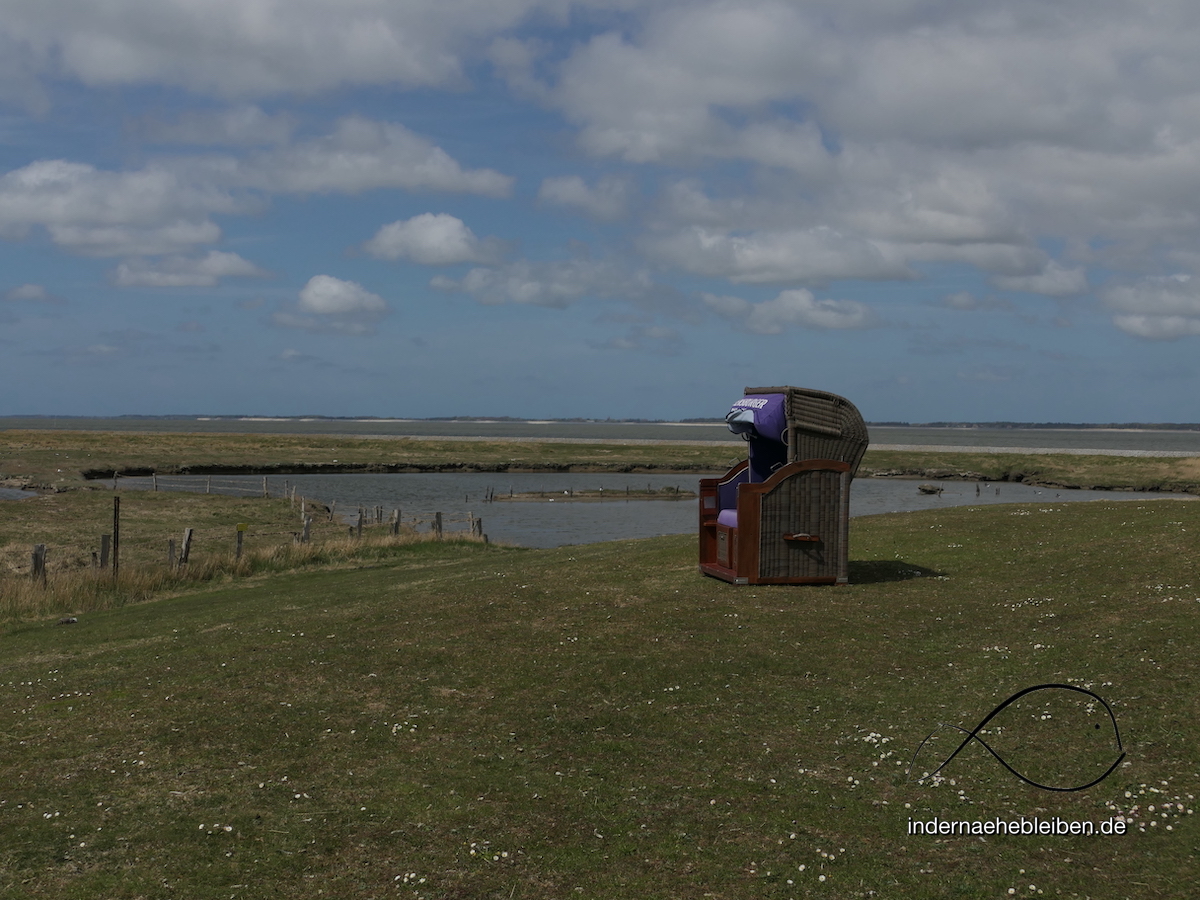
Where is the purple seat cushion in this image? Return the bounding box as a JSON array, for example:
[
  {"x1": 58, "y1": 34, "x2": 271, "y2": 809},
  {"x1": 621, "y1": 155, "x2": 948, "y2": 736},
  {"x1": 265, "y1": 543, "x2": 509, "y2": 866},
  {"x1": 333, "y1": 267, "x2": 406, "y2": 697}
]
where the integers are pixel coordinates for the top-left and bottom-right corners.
[{"x1": 717, "y1": 509, "x2": 739, "y2": 529}]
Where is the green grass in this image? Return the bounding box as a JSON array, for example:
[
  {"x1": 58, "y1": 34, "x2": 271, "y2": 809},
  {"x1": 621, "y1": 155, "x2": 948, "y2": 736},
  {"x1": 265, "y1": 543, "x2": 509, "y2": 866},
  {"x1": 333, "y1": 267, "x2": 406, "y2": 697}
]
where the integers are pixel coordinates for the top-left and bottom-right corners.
[
  {"x1": 0, "y1": 487, "x2": 490, "y2": 619},
  {"x1": 0, "y1": 430, "x2": 741, "y2": 491},
  {"x1": 860, "y1": 449, "x2": 1200, "y2": 494},
  {"x1": 1, "y1": 490, "x2": 348, "y2": 574},
  {"x1": 2, "y1": 499, "x2": 1198, "y2": 898},
  {"x1": 6, "y1": 429, "x2": 1200, "y2": 495}
]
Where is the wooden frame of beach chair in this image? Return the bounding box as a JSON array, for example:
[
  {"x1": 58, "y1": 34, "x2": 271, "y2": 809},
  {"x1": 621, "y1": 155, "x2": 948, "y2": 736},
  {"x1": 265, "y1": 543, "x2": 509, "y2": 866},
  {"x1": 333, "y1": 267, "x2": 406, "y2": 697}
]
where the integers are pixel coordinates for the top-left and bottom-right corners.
[{"x1": 699, "y1": 386, "x2": 869, "y2": 585}]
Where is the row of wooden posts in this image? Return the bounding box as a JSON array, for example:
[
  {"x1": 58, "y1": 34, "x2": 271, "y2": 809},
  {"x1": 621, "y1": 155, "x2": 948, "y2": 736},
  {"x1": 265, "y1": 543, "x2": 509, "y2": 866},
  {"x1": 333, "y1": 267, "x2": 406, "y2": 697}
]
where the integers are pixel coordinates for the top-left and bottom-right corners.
[
  {"x1": 31, "y1": 495, "x2": 123, "y2": 584},
  {"x1": 27, "y1": 494, "x2": 484, "y2": 583},
  {"x1": 345, "y1": 506, "x2": 484, "y2": 541}
]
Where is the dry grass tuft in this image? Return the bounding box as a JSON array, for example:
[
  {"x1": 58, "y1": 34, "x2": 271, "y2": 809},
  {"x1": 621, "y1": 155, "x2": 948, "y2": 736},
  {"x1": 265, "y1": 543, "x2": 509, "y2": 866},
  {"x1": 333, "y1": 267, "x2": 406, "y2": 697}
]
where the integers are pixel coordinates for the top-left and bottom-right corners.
[{"x1": 0, "y1": 530, "x2": 487, "y2": 620}]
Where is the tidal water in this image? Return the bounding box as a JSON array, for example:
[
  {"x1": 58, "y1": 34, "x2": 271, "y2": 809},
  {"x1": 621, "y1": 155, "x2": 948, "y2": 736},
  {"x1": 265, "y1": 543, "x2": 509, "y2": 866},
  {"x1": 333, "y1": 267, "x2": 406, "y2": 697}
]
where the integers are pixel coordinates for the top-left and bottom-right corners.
[
  {"x1": 103, "y1": 472, "x2": 1193, "y2": 549},
  {"x1": 12, "y1": 417, "x2": 1199, "y2": 546}
]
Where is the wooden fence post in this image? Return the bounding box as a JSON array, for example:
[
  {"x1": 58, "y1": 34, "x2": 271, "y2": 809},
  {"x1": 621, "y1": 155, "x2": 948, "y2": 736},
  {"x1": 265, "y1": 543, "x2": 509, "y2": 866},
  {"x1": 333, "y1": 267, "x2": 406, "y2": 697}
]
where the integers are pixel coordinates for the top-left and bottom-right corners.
[
  {"x1": 262, "y1": 476, "x2": 268, "y2": 498},
  {"x1": 391, "y1": 509, "x2": 401, "y2": 535},
  {"x1": 112, "y1": 497, "x2": 121, "y2": 579},
  {"x1": 301, "y1": 516, "x2": 312, "y2": 544},
  {"x1": 356, "y1": 510, "x2": 364, "y2": 538},
  {"x1": 328, "y1": 500, "x2": 336, "y2": 522},
  {"x1": 206, "y1": 476, "x2": 212, "y2": 494},
  {"x1": 100, "y1": 534, "x2": 111, "y2": 569},
  {"x1": 31, "y1": 544, "x2": 47, "y2": 584},
  {"x1": 472, "y1": 517, "x2": 483, "y2": 538},
  {"x1": 179, "y1": 528, "x2": 194, "y2": 565},
  {"x1": 152, "y1": 473, "x2": 158, "y2": 492},
  {"x1": 433, "y1": 512, "x2": 443, "y2": 539}
]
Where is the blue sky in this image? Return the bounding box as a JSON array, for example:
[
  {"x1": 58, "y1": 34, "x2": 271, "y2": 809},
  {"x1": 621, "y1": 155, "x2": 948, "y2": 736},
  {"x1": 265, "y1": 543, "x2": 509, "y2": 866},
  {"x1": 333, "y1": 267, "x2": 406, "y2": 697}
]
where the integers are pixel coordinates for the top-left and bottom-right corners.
[{"x1": 3, "y1": 0, "x2": 1200, "y2": 423}]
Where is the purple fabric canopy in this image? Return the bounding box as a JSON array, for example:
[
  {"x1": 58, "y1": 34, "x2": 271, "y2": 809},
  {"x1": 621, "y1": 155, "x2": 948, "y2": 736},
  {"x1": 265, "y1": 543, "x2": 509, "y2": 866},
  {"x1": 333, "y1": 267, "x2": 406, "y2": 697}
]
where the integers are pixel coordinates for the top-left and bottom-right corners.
[
  {"x1": 727, "y1": 392, "x2": 788, "y2": 484},
  {"x1": 726, "y1": 393, "x2": 787, "y2": 443}
]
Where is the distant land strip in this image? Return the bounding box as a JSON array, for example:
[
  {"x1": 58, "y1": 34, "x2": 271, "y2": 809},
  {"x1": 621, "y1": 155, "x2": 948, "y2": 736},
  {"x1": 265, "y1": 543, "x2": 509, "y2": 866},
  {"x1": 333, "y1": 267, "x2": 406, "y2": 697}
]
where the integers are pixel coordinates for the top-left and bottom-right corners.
[
  {"x1": 348, "y1": 434, "x2": 1200, "y2": 458},
  {"x1": 871, "y1": 444, "x2": 1200, "y2": 458},
  {"x1": 5, "y1": 416, "x2": 1200, "y2": 430}
]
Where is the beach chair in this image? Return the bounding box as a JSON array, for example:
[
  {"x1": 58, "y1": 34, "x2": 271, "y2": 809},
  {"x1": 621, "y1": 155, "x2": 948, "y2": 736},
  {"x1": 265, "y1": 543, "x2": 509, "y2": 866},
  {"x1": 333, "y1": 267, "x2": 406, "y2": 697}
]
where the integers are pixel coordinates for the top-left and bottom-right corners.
[{"x1": 699, "y1": 386, "x2": 869, "y2": 585}]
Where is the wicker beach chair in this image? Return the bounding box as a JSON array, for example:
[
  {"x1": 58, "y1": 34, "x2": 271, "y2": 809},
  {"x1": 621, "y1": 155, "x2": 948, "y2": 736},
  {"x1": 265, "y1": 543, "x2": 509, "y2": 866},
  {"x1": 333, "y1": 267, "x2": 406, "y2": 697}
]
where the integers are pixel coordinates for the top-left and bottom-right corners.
[{"x1": 699, "y1": 386, "x2": 869, "y2": 585}]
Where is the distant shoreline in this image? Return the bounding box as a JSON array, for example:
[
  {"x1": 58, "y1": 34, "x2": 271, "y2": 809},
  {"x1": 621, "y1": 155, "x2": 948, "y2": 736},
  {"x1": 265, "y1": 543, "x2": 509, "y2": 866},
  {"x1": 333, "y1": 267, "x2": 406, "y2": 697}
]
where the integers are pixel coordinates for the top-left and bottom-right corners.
[
  {"x1": 6, "y1": 417, "x2": 1200, "y2": 457},
  {"x1": 4, "y1": 414, "x2": 1200, "y2": 431}
]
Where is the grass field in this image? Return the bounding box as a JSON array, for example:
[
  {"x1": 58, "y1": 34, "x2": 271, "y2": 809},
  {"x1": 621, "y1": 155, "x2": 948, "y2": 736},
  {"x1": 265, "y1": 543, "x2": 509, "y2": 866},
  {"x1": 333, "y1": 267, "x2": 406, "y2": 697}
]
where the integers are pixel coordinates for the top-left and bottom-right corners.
[
  {"x1": 2, "y1": 498, "x2": 1198, "y2": 898},
  {"x1": 0, "y1": 431, "x2": 740, "y2": 491},
  {"x1": 4, "y1": 429, "x2": 1200, "y2": 494}
]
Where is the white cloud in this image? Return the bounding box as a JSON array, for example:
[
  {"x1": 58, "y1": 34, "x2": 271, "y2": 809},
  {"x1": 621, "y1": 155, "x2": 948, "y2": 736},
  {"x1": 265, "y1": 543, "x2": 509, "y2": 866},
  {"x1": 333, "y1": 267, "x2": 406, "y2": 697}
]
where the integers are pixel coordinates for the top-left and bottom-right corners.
[
  {"x1": 298, "y1": 275, "x2": 386, "y2": 315},
  {"x1": 699, "y1": 292, "x2": 751, "y2": 318},
  {"x1": 991, "y1": 261, "x2": 1088, "y2": 297},
  {"x1": 544, "y1": 0, "x2": 1200, "y2": 297},
  {"x1": 0, "y1": 0, "x2": 567, "y2": 96},
  {"x1": 143, "y1": 105, "x2": 296, "y2": 146},
  {"x1": 363, "y1": 213, "x2": 503, "y2": 265},
  {"x1": 432, "y1": 258, "x2": 674, "y2": 309},
  {"x1": 273, "y1": 274, "x2": 388, "y2": 335},
  {"x1": 113, "y1": 251, "x2": 269, "y2": 287},
  {"x1": 49, "y1": 221, "x2": 226, "y2": 258},
  {"x1": 552, "y1": 2, "x2": 1200, "y2": 164},
  {"x1": 0, "y1": 158, "x2": 239, "y2": 256},
  {"x1": 227, "y1": 117, "x2": 513, "y2": 197},
  {"x1": 487, "y1": 35, "x2": 552, "y2": 101},
  {"x1": 0, "y1": 31, "x2": 49, "y2": 113},
  {"x1": 0, "y1": 118, "x2": 510, "y2": 264},
  {"x1": 943, "y1": 292, "x2": 979, "y2": 311},
  {"x1": 595, "y1": 323, "x2": 683, "y2": 354},
  {"x1": 3, "y1": 283, "x2": 60, "y2": 302},
  {"x1": 1103, "y1": 274, "x2": 1200, "y2": 339},
  {"x1": 643, "y1": 226, "x2": 913, "y2": 285},
  {"x1": 555, "y1": 4, "x2": 823, "y2": 163},
  {"x1": 537, "y1": 174, "x2": 631, "y2": 220},
  {"x1": 702, "y1": 289, "x2": 875, "y2": 333},
  {"x1": 13, "y1": 0, "x2": 1200, "y2": 355},
  {"x1": 1112, "y1": 315, "x2": 1200, "y2": 340},
  {"x1": 1102, "y1": 274, "x2": 1200, "y2": 317}
]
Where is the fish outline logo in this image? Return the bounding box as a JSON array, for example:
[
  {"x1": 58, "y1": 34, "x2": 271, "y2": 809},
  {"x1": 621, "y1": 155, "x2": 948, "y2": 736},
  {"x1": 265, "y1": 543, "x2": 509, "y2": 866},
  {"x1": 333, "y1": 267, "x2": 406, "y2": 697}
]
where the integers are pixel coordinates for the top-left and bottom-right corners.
[{"x1": 907, "y1": 683, "x2": 1125, "y2": 792}]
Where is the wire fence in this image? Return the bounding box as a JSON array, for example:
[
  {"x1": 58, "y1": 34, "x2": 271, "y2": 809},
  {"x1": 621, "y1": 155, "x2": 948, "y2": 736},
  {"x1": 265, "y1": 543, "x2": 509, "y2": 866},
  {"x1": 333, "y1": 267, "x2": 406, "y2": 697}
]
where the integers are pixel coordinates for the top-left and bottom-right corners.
[{"x1": 102, "y1": 474, "x2": 485, "y2": 538}]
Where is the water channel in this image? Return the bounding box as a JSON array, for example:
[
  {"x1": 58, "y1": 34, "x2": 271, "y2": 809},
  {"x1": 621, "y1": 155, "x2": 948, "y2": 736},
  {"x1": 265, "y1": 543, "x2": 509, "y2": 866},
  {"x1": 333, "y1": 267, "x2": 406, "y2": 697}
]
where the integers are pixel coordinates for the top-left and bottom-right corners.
[{"x1": 99, "y1": 472, "x2": 1193, "y2": 549}]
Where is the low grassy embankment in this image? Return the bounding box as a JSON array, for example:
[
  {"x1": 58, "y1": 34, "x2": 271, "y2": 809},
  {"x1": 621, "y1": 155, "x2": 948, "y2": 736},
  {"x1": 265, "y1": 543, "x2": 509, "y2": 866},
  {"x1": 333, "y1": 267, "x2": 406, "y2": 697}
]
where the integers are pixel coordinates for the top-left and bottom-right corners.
[
  {"x1": 4, "y1": 429, "x2": 1200, "y2": 494},
  {"x1": 0, "y1": 430, "x2": 742, "y2": 492},
  {"x1": 860, "y1": 448, "x2": 1200, "y2": 494},
  {"x1": 1, "y1": 499, "x2": 1198, "y2": 898}
]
